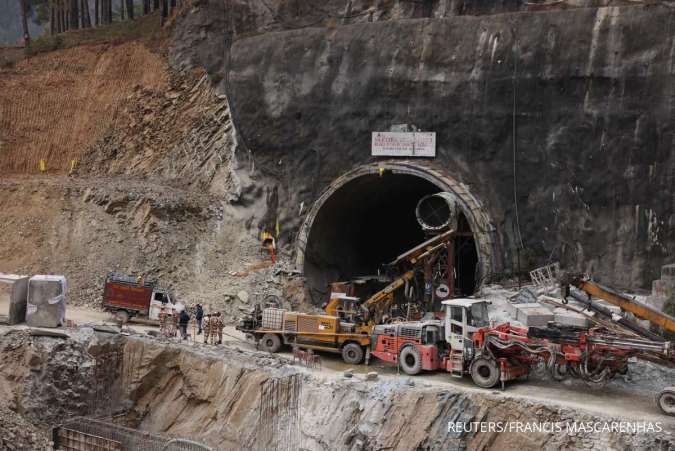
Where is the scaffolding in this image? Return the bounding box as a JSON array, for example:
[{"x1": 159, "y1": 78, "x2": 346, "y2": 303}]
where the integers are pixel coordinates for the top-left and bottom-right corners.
[
  {"x1": 53, "y1": 417, "x2": 211, "y2": 451},
  {"x1": 529, "y1": 262, "x2": 560, "y2": 293}
]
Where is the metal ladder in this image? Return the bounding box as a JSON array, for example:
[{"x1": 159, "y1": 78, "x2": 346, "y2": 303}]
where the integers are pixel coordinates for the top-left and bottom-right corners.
[{"x1": 450, "y1": 350, "x2": 464, "y2": 377}]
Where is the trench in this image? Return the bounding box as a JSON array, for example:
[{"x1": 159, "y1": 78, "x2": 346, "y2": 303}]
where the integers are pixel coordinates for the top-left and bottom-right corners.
[{"x1": 299, "y1": 165, "x2": 483, "y2": 305}]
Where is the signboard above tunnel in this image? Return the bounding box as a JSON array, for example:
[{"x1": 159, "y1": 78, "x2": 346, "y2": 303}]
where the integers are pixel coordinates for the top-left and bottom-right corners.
[{"x1": 371, "y1": 132, "x2": 436, "y2": 157}]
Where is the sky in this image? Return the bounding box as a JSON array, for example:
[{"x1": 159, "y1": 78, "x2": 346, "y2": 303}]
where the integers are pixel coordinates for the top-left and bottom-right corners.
[{"x1": 0, "y1": 0, "x2": 47, "y2": 45}]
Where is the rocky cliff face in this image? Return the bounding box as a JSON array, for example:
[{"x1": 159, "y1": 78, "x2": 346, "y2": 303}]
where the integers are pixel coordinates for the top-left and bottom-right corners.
[
  {"x1": 0, "y1": 329, "x2": 673, "y2": 450},
  {"x1": 172, "y1": 1, "x2": 674, "y2": 289},
  {"x1": 114, "y1": 336, "x2": 675, "y2": 450}
]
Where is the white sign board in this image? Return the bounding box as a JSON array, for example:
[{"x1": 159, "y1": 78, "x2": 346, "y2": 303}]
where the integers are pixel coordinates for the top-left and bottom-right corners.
[{"x1": 371, "y1": 132, "x2": 436, "y2": 157}]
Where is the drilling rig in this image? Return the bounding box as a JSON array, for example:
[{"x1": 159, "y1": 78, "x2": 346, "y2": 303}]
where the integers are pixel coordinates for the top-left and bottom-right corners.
[
  {"x1": 236, "y1": 230, "x2": 457, "y2": 364},
  {"x1": 370, "y1": 275, "x2": 675, "y2": 416}
]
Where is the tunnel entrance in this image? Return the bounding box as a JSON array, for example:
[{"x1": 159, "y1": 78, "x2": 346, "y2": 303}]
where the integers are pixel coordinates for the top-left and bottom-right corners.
[{"x1": 299, "y1": 166, "x2": 481, "y2": 305}]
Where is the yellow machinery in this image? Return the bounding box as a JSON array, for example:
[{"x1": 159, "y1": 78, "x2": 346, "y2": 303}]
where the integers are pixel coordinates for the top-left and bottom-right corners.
[
  {"x1": 562, "y1": 275, "x2": 675, "y2": 415},
  {"x1": 568, "y1": 277, "x2": 675, "y2": 334},
  {"x1": 237, "y1": 230, "x2": 456, "y2": 364}
]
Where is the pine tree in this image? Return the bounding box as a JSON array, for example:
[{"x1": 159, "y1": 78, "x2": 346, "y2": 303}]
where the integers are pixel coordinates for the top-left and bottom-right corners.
[{"x1": 19, "y1": 0, "x2": 31, "y2": 45}]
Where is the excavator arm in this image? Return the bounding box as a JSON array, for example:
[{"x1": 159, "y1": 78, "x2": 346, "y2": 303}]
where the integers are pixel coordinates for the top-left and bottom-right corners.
[
  {"x1": 327, "y1": 230, "x2": 456, "y2": 323},
  {"x1": 569, "y1": 277, "x2": 675, "y2": 334},
  {"x1": 361, "y1": 270, "x2": 415, "y2": 324},
  {"x1": 360, "y1": 230, "x2": 456, "y2": 323}
]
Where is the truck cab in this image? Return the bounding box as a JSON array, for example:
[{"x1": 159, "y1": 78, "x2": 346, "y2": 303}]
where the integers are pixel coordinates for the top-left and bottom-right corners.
[
  {"x1": 147, "y1": 288, "x2": 175, "y2": 320},
  {"x1": 442, "y1": 298, "x2": 490, "y2": 355}
]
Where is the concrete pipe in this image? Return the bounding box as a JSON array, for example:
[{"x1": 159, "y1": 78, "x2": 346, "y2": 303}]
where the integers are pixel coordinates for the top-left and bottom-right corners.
[{"x1": 415, "y1": 192, "x2": 460, "y2": 231}]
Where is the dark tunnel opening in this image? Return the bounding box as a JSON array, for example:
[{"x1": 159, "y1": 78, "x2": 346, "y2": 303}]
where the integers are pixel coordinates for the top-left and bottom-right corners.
[{"x1": 303, "y1": 172, "x2": 479, "y2": 305}]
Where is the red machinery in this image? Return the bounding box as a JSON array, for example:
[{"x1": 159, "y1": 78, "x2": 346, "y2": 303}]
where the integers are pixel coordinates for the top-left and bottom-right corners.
[{"x1": 371, "y1": 298, "x2": 674, "y2": 414}]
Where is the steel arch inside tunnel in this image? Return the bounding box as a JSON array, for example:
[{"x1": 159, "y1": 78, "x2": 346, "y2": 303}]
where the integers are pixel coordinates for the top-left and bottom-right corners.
[{"x1": 296, "y1": 162, "x2": 496, "y2": 306}]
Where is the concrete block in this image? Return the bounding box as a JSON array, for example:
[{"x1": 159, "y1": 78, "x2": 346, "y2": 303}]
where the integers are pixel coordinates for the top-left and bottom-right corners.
[
  {"x1": 510, "y1": 301, "x2": 546, "y2": 316},
  {"x1": 506, "y1": 288, "x2": 539, "y2": 318},
  {"x1": 553, "y1": 309, "x2": 590, "y2": 328},
  {"x1": 9, "y1": 277, "x2": 28, "y2": 325},
  {"x1": 505, "y1": 301, "x2": 520, "y2": 318},
  {"x1": 26, "y1": 276, "x2": 66, "y2": 328},
  {"x1": 0, "y1": 274, "x2": 29, "y2": 325},
  {"x1": 516, "y1": 305, "x2": 554, "y2": 327}
]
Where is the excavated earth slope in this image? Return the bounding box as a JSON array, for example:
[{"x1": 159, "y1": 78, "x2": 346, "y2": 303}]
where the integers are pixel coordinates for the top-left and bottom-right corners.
[{"x1": 0, "y1": 328, "x2": 673, "y2": 450}]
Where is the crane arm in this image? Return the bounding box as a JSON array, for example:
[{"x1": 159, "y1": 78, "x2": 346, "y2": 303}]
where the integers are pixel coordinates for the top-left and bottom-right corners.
[
  {"x1": 389, "y1": 229, "x2": 455, "y2": 266},
  {"x1": 572, "y1": 278, "x2": 675, "y2": 334},
  {"x1": 364, "y1": 270, "x2": 415, "y2": 308}
]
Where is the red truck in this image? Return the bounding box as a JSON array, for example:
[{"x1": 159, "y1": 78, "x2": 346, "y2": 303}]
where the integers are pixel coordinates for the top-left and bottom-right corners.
[
  {"x1": 370, "y1": 298, "x2": 675, "y2": 415},
  {"x1": 102, "y1": 273, "x2": 175, "y2": 322}
]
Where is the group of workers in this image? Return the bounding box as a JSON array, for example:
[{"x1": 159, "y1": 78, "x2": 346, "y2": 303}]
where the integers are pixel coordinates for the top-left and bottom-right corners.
[
  {"x1": 195, "y1": 304, "x2": 224, "y2": 344},
  {"x1": 159, "y1": 303, "x2": 223, "y2": 344}
]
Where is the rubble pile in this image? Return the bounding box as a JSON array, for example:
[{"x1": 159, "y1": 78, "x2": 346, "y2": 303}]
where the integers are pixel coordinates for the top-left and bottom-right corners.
[
  {"x1": 0, "y1": 329, "x2": 100, "y2": 424},
  {"x1": 0, "y1": 403, "x2": 52, "y2": 450}
]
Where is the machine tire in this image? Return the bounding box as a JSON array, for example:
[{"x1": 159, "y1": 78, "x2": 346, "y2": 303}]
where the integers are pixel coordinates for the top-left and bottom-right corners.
[
  {"x1": 551, "y1": 363, "x2": 568, "y2": 381},
  {"x1": 399, "y1": 346, "x2": 423, "y2": 375},
  {"x1": 115, "y1": 310, "x2": 129, "y2": 324},
  {"x1": 657, "y1": 387, "x2": 675, "y2": 416},
  {"x1": 342, "y1": 343, "x2": 364, "y2": 364},
  {"x1": 470, "y1": 358, "x2": 500, "y2": 388},
  {"x1": 259, "y1": 333, "x2": 282, "y2": 353}
]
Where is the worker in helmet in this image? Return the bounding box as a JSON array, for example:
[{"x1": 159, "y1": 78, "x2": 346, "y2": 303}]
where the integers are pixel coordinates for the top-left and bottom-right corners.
[
  {"x1": 260, "y1": 230, "x2": 276, "y2": 264},
  {"x1": 203, "y1": 313, "x2": 212, "y2": 344},
  {"x1": 213, "y1": 312, "x2": 224, "y2": 345}
]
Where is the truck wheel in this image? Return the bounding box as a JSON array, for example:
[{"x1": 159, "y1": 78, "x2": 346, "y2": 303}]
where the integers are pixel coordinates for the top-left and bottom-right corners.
[
  {"x1": 470, "y1": 358, "x2": 500, "y2": 388},
  {"x1": 399, "y1": 346, "x2": 422, "y2": 375},
  {"x1": 115, "y1": 310, "x2": 129, "y2": 324},
  {"x1": 259, "y1": 334, "x2": 282, "y2": 353},
  {"x1": 342, "y1": 343, "x2": 364, "y2": 364},
  {"x1": 657, "y1": 387, "x2": 675, "y2": 416}
]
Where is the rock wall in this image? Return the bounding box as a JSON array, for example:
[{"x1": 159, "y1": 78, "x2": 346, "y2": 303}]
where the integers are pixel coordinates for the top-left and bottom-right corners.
[
  {"x1": 119, "y1": 336, "x2": 673, "y2": 450},
  {"x1": 0, "y1": 330, "x2": 672, "y2": 450},
  {"x1": 172, "y1": 1, "x2": 675, "y2": 289}
]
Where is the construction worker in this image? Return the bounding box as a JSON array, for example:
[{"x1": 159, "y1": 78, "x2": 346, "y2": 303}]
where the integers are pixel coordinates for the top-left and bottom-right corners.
[
  {"x1": 213, "y1": 312, "x2": 224, "y2": 344},
  {"x1": 158, "y1": 305, "x2": 167, "y2": 336},
  {"x1": 171, "y1": 310, "x2": 179, "y2": 337},
  {"x1": 203, "y1": 314, "x2": 211, "y2": 344},
  {"x1": 195, "y1": 304, "x2": 204, "y2": 335},
  {"x1": 260, "y1": 230, "x2": 276, "y2": 264},
  {"x1": 179, "y1": 308, "x2": 190, "y2": 340}
]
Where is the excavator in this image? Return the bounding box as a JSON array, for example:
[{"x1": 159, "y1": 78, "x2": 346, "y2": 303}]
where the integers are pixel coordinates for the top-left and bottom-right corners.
[{"x1": 236, "y1": 229, "x2": 456, "y2": 364}]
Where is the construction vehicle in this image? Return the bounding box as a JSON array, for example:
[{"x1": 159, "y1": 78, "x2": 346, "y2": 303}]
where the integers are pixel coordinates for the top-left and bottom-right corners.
[
  {"x1": 561, "y1": 275, "x2": 675, "y2": 415},
  {"x1": 562, "y1": 275, "x2": 675, "y2": 340},
  {"x1": 371, "y1": 286, "x2": 675, "y2": 416},
  {"x1": 236, "y1": 230, "x2": 457, "y2": 364},
  {"x1": 102, "y1": 273, "x2": 177, "y2": 323}
]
